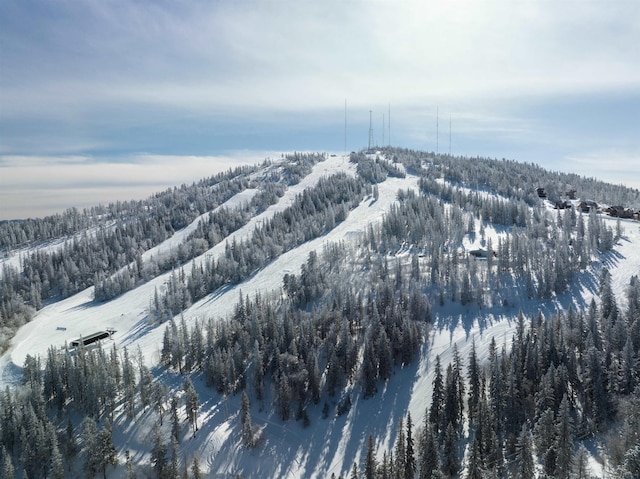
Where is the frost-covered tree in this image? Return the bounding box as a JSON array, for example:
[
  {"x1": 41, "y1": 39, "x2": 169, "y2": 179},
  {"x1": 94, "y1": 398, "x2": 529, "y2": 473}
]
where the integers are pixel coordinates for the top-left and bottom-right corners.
[
  {"x1": 170, "y1": 395, "x2": 180, "y2": 442},
  {"x1": 418, "y1": 419, "x2": 439, "y2": 479},
  {"x1": 364, "y1": 434, "x2": 377, "y2": 479},
  {"x1": 441, "y1": 422, "x2": 459, "y2": 477},
  {"x1": 621, "y1": 445, "x2": 640, "y2": 478},
  {"x1": 405, "y1": 413, "x2": 416, "y2": 479},
  {"x1": 429, "y1": 355, "x2": 443, "y2": 435},
  {"x1": 395, "y1": 418, "x2": 406, "y2": 479},
  {"x1": 0, "y1": 447, "x2": 15, "y2": 479},
  {"x1": 514, "y1": 425, "x2": 535, "y2": 479},
  {"x1": 467, "y1": 338, "x2": 481, "y2": 426},
  {"x1": 240, "y1": 391, "x2": 254, "y2": 447},
  {"x1": 465, "y1": 434, "x2": 483, "y2": 479},
  {"x1": 554, "y1": 394, "x2": 574, "y2": 479},
  {"x1": 572, "y1": 443, "x2": 591, "y2": 479},
  {"x1": 183, "y1": 377, "x2": 199, "y2": 436},
  {"x1": 80, "y1": 417, "x2": 100, "y2": 478},
  {"x1": 151, "y1": 422, "x2": 168, "y2": 478},
  {"x1": 96, "y1": 423, "x2": 118, "y2": 479}
]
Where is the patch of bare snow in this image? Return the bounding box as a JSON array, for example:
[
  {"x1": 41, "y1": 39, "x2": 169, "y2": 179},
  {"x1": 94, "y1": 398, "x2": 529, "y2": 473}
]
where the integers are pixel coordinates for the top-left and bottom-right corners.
[{"x1": 140, "y1": 188, "x2": 259, "y2": 265}]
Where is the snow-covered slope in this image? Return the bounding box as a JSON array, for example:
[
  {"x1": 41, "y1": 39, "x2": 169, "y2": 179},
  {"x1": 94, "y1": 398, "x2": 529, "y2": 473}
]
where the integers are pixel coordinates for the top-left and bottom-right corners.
[
  {"x1": 2, "y1": 152, "x2": 639, "y2": 478},
  {"x1": 4, "y1": 155, "x2": 355, "y2": 368}
]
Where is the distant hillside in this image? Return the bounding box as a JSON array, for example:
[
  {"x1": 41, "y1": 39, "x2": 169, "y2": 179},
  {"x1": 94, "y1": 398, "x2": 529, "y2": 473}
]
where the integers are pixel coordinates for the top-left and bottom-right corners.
[{"x1": 1, "y1": 148, "x2": 639, "y2": 478}]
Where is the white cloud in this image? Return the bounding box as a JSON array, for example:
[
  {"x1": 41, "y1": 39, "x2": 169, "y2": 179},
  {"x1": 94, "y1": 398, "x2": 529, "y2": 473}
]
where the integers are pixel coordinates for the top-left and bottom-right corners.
[
  {"x1": 2, "y1": 1, "x2": 638, "y2": 118},
  {"x1": 0, "y1": 155, "x2": 92, "y2": 168}
]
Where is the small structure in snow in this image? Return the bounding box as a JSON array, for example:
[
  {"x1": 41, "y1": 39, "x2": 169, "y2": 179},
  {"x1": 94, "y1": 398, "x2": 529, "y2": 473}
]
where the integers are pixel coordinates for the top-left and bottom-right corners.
[
  {"x1": 469, "y1": 248, "x2": 496, "y2": 259},
  {"x1": 579, "y1": 200, "x2": 598, "y2": 213},
  {"x1": 69, "y1": 330, "x2": 114, "y2": 348},
  {"x1": 606, "y1": 206, "x2": 635, "y2": 219},
  {"x1": 554, "y1": 200, "x2": 572, "y2": 210},
  {"x1": 536, "y1": 187, "x2": 547, "y2": 198}
]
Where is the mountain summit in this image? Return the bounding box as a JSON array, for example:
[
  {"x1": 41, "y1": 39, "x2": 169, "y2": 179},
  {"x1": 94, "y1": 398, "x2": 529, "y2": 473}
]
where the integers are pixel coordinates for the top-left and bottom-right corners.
[{"x1": 1, "y1": 148, "x2": 640, "y2": 478}]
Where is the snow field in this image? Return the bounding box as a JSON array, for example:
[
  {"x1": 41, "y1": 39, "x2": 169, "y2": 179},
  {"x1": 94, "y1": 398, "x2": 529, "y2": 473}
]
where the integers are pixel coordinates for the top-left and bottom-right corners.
[{"x1": 2, "y1": 152, "x2": 639, "y2": 477}]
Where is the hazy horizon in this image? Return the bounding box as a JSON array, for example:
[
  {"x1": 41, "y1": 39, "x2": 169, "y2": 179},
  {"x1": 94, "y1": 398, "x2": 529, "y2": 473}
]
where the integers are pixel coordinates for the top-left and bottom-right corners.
[{"x1": 2, "y1": 146, "x2": 639, "y2": 221}]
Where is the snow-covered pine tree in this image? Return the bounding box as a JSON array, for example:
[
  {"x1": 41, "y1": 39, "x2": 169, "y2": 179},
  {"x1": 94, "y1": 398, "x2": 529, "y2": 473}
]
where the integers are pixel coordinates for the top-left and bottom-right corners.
[{"x1": 183, "y1": 376, "x2": 199, "y2": 436}]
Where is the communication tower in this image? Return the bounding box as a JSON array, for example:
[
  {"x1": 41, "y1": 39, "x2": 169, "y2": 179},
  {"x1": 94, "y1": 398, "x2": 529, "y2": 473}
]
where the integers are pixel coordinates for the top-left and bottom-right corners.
[
  {"x1": 344, "y1": 99, "x2": 347, "y2": 153},
  {"x1": 449, "y1": 115, "x2": 452, "y2": 156},
  {"x1": 436, "y1": 107, "x2": 439, "y2": 155},
  {"x1": 368, "y1": 110, "x2": 374, "y2": 151},
  {"x1": 388, "y1": 103, "x2": 391, "y2": 146}
]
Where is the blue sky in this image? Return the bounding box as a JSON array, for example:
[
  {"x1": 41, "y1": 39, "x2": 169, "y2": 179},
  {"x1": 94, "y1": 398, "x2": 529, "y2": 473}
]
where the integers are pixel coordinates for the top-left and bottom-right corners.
[{"x1": 1, "y1": 0, "x2": 639, "y2": 219}]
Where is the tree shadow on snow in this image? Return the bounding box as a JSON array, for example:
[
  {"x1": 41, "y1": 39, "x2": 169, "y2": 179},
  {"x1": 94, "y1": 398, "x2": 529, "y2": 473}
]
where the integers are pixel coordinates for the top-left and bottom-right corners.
[
  {"x1": 119, "y1": 316, "x2": 157, "y2": 349},
  {"x1": 203, "y1": 361, "x2": 418, "y2": 478},
  {"x1": 303, "y1": 364, "x2": 417, "y2": 478}
]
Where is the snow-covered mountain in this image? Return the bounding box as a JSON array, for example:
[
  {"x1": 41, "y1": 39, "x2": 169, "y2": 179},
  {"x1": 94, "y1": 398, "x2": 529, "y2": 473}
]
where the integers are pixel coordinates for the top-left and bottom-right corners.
[{"x1": 1, "y1": 148, "x2": 639, "y2": 478}]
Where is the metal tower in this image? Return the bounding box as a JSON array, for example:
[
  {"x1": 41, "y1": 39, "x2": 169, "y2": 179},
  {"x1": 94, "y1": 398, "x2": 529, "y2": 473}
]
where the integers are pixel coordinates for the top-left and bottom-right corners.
[
  {"x1": 388, "y1": 103, "x2": 391, "y2": 146},
  {"x1": 449, "y1": 115, "x2": 452, "y2": 156},
  {"x1": 436, "y1": 107, "x2": 439, "y2": 155},
  {"x1": 368, "y1": 110, "x2": 374, "y2": 151},
  {"x1": 344, "y1": 99, "x2": 347, "y2": 153}
]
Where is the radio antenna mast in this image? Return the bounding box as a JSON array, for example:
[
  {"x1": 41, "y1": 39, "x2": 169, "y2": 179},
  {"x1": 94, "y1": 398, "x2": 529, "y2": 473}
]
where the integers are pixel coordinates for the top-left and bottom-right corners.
[
  {"x1": 368, "y1": 110, "x2": 374, "y2": 151},
  {"x1": 388, "y1": 103, "x2": 391, "y2": 146},
  {"x1": 382, "y1": 113, "x2": 385, "y2": 146},
  {"x1": 344, "y1": 99, "x2": 347, "y2": 154},
  {"x1": 449, "y1": 115, "x2": 451, "y2": 156},
  {"x1": 449, "y1": 115, "x2": 452, "y2": 156},
  {"x1": 436, "y1": 107, "x2": 439, "y2": 155}
]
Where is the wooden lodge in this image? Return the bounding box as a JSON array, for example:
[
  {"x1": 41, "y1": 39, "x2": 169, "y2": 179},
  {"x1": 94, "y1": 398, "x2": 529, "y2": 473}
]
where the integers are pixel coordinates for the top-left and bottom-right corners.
[
  {"x1": 606, "y1": 206, "x2": 635, "y2": 219},
  {"x1": 579, "y1": 200, "x2": 598, "y2": 213}
]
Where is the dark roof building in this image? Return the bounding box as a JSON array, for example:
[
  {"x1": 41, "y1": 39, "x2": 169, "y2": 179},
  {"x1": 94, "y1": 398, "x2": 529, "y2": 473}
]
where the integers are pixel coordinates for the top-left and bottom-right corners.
[{"x1": 70, "y1": 331, "x2": 112, "y2": 348}]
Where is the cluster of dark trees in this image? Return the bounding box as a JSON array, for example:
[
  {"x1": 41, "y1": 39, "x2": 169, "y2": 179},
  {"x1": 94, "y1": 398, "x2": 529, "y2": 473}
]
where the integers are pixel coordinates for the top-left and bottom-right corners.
[
  {"x1": 2, "y1": 147, "x2": 629, "y2": 350},
  {"x1": 0, "y1": 154, "x2": 323, "y2": 350},
  {"x1": 384, "y1": 147, "x2": 640, "y2": 210},
  {"x1": 0, "y1": 207, "x2": 96, "y2": 251},
  {"x1": 343, "y1": 272, "x2": 640, "y2": 479},
  {"x1": 0, "y1": 341, "x2": 203, "y2": 478},
  {"x1": 0, "y1": 168, "x2": 252, "y2": 347},
  {"x1": 93, "y1": 182, "x2": 286, "y2": 302},
  {"x1": 158, "y1": 242, "x2": 426, "y2": 424},
  {"x1": 149, "y1": 172, "x2": 366, "y2": 322},
  {"x1": 418, "y1": 176, "x2": 530, "y2": 227},
  {"x1": 2, "y1": 148, "x2": 639, "y2": 477},
  {"x1": 3, "y1": 270, "x2": 637, "y2": 477},
  {"x1": 111, "y1": 147, "x2": 626, "y2": 334},
  {"x1": 279, "y1": 152, "x2": 327, "y2": 184},
  {"x1": 350, "y1": 152, "x2": 406, "y2": 184},
  {"x1": 0, "y1": 164, "x2": 264, "y2": 252},
  {"x1": 370, "y1": 186, "x2": 614, "y2": 308}
]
